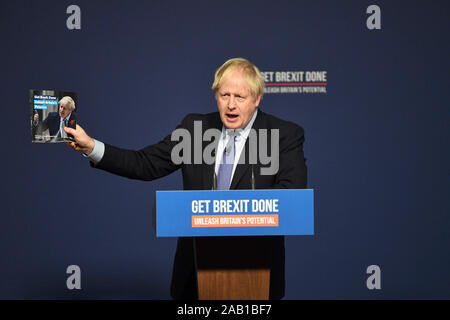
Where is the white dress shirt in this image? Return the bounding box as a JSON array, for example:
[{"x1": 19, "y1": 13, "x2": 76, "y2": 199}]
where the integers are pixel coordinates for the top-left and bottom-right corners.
[{"x1": 214, "y1": 109, "x2": 258, "y2": 186}]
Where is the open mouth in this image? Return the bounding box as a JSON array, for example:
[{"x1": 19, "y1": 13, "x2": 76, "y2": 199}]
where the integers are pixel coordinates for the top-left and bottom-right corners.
[{"x1": 226, "y1": 113, "x2": 239, "y2": 120}]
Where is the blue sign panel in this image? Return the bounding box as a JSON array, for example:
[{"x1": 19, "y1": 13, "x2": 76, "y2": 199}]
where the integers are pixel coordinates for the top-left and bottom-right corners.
[{"x1": 156, "y1": 189, "x2": 314, "y2": 237}]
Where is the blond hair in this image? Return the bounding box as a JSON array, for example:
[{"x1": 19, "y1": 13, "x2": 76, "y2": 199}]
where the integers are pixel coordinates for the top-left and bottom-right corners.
[
  {"x1": 212, "y1": 58, "x2": 265, "y2": 100},
  {"x1": 58, "y1": 96, "x2": 76, "y2": 111}
]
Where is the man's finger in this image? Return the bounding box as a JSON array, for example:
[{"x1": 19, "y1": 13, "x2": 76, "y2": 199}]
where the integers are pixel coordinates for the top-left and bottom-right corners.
[
  {"x1": 64, "y1": 126, "x2": 75, "y2": 135},
  {"x1": 65, "y1": 141, "x2": 76, "y2": 149}
]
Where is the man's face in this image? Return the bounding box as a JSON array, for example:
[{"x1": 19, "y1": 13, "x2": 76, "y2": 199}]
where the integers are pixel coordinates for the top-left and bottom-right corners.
[
  {"x1": 216, "y1": 70, "x2": 261, "y2": 130},
  {"x1": 59, "y1": 102, "x2": 71, "y2": 119}
]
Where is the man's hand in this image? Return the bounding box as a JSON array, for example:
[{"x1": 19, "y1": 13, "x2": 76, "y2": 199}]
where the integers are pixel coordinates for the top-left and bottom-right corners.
[{"x1": 64, "y1": 124, "x2": 95, "y2": 155}]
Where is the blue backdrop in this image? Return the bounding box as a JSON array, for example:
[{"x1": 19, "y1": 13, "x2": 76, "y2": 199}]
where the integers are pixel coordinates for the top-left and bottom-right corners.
[{"x1": 0, "y1": 0, "x2": 449, "y2": 299}]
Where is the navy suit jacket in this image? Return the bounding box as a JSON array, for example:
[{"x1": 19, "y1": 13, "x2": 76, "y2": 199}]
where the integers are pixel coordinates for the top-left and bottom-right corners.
[
  {"x1": 92, "y1": 110, "x2": 307, "y2": 299},
  {"x1": 40, "y1": 112, "x2": 76, "y2": 136}
]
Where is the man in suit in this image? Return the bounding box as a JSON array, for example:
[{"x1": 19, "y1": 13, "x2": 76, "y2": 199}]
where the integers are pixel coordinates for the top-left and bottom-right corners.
[
  {"x1": 34, "y1": 96, "x2": 77, "y2": 140},
  {"x1": 64, "y1": 58, "x2": 307, "y2": 299}
]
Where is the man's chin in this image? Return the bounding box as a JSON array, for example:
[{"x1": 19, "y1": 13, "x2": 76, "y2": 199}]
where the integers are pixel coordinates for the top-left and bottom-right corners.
[
  {"x1": 224, "y1": 122, "x2": 241, "y2": 129},
  {"x1": 220, "y1": 114, "x2": 246, "y2": 129},
  {"x1": 223, "y1": 118, "x2": 242, "y2": 129}
]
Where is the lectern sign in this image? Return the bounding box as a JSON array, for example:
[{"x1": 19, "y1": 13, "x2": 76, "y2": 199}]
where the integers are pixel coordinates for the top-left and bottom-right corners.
[{"x1": 156, "y1": 189, "x2": 314, "y2": 237}]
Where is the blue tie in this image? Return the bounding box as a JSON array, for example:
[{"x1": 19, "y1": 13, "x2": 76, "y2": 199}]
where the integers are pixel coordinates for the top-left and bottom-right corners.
[{"x1": 217, "y1": 133, "x2": 236, "y2": 190}]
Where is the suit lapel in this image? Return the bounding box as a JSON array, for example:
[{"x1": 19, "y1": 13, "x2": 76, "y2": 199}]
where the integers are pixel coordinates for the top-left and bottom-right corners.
[{"x1": 201, "y1": 113, "x2": 222, "y2": 190}]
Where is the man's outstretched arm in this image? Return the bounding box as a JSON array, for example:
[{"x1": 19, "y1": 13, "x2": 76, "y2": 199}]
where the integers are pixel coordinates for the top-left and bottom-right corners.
[{"x1": 63, "y1": 123, "x2": 181, "y2": 181}]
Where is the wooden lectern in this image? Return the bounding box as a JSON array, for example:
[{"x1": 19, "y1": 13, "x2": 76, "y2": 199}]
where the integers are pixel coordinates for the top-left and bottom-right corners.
[
  {"x1": 194, "y1": 236, "x2": 272, "y2": 300},
  {"x1": 155, "y1": 189, "x2": 314, "y2": 300}
]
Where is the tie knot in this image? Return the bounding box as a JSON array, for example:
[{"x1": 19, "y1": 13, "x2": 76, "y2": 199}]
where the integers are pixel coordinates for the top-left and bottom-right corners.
[{"x1": 225, "y1": 129, "x2": 241, "y2": 138}]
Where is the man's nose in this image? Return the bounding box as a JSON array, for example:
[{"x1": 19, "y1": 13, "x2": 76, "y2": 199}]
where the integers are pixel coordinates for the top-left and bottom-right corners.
[{"x1": 227, "y1": 96, "x2": 236, "y2": 109}]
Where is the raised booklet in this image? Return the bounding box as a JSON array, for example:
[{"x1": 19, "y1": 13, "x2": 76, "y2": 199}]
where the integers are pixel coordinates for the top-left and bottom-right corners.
[
  {"x1": 30, "y1": 89, "x2": 77, "y2": 143},
  {"x1": 156, "y1": 189, "x2": 314, "y2": 237}
]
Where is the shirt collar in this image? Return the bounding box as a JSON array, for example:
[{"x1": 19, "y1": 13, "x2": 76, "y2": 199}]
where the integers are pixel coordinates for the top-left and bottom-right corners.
[{"x1": 61, "y1": 113, "x2": 71, "y2": 122}]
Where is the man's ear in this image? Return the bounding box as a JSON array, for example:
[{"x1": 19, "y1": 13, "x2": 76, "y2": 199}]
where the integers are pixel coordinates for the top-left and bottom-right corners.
[{"x1": 254, "y1": 94, "x2": 262, "y2": 108}]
